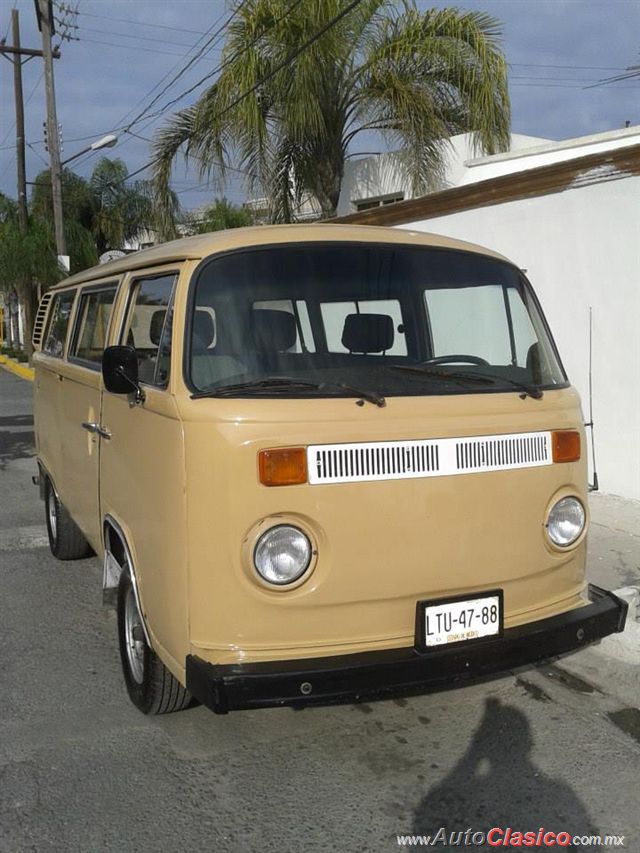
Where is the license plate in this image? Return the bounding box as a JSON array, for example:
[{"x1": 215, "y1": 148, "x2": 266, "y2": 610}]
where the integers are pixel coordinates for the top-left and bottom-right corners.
[{"x1": 417, "y1": 591, "x2": 503, "y2": 649}]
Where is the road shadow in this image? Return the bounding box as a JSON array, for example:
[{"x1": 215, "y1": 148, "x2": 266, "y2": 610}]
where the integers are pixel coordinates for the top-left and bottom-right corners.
[
  {"x1": 412, "y1": 697, "x2": 602, "y2": 851},
  {"x1": 0, "y1": 428, "x2": 35, "y2": 468}
]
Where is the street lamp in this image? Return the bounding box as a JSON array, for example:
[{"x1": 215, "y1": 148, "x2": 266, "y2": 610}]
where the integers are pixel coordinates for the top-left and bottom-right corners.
[
  {"x1": 60, "y1": 133, "x2": 118, "y2": 167},
  {"x1": 54, "y1": 133, "x2": 118, "y2": 272}
]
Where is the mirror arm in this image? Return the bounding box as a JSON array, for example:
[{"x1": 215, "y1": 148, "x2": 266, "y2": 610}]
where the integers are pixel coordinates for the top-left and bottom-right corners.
[{"x1": 115, "y1": 365, "x2": 146, "y2": 405}]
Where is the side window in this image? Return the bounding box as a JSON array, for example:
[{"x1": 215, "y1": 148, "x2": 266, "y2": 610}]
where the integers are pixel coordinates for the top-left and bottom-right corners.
[
  {"x1": 43, "y1": 291, "x2": 75, "y2": 357},
  {"x1": 424, "y1": 286, "x2": 511, "y2": 364},
  {"x1": 124, "y1": 273, "x2": 177, "y2": 386},
  {"x1": 71, "y1": 287, "x2": 118, "y2": 366}
]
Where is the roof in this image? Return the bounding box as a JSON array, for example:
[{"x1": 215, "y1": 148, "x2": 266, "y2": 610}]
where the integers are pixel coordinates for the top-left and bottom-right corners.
[
  {"x1": 334, "y1": 143, "x2": 640, "y2": 228},
  {"x1": 465, "y1": 123, "x2": 640, "y2": 170},
  {"x1": 51, "y1": 223, "x2": 509, "y2": 290}
]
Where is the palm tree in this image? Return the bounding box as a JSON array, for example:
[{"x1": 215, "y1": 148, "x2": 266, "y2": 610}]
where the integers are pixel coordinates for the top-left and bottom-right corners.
[
  {"x1": 2, "y1": 158, "x2": 172, "y2": 354},
  {"x1": 152, "y1": 0, "x2": 510, "y2": 227},
  {"x1": 88, "y1": 157, "x2": 168, "y2": 254},
  {"x1": 31, "y1": 158, "x2": 167, "y2": 260}
]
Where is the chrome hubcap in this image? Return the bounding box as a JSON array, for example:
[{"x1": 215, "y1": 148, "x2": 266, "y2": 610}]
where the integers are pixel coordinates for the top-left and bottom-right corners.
[
  {"x1": 124, "y1": 585, "x2": 145, "y2": 684},
  {"x1": 47, "y1": 490, "x2": 57, "y2": 542}
]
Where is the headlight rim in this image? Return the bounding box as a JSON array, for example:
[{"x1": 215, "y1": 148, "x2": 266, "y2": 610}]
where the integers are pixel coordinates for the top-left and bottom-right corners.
[
  {"x1": 253, "y1": 523, "x2": 313, "y2": 587},
  {"x1": 545, "y1": 495, "x2": 586, "y2": 549}
]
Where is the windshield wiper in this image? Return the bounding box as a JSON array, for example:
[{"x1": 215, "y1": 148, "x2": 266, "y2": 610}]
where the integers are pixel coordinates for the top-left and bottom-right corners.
[
  {"x1": 390, "y1": 365, "x2": 543, "y2": 399},
  {"x1": 461, "y1": 370, "x2": 543, "y2": 399},
  {"x1": 191, "y1": 376, "x2": 386, "y2": 407}
]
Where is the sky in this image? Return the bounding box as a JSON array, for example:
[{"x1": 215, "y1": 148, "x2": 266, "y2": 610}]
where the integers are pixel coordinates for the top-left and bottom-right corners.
[{"x1": 1, "y1": 0, "x2": 639, "y2": 214}]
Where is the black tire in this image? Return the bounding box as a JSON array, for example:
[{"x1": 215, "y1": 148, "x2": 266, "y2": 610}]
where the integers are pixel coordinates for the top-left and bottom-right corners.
[
  {"x1": 44, "y1": 478, "x2": 94, "y2": 560},
  {"x1": 117, "y1": 567, "x2": 192, "y2": 714}
]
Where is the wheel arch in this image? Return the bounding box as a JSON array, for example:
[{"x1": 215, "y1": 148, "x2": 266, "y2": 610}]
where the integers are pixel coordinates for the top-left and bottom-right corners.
[{"x1": 103, "y1": 515, "x2": 151, "y2": 647}]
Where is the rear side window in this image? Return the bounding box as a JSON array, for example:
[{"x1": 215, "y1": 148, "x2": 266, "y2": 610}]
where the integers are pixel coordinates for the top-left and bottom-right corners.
[
  {"x1": 123, "y1": 273, "x2": 177, "y2": 386},
  {"x1": 71, "y1": 286, "x2": 118, "y2": 366},
  {"x1": 43, "y1": 291, "x2": 75, "y2": 357}
]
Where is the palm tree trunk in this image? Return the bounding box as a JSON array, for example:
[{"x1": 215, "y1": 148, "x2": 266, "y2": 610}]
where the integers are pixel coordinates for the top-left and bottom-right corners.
[{"x1": 309, "y1": 147, "x2": 345, "y2": 220}]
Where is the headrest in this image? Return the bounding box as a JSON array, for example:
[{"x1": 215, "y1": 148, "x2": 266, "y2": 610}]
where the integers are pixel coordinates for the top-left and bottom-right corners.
[
  {"x1": 252, "y1": 310, "x2": 297, "y2": 352},
  {"x1": 149, "y1": 309, "x2": 166, "y2": 346},
  {"x1": 193, "y1": 311, "x2": 215, "y2": 348},
  {"x1": 342, "y1": 313, "x2": 394, "y2": 353}
]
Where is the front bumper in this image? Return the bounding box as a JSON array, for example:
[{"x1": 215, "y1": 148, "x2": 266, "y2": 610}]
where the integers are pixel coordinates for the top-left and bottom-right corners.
[{"x1": 186, "y1": 584, "x2": 627, "y2": 714}]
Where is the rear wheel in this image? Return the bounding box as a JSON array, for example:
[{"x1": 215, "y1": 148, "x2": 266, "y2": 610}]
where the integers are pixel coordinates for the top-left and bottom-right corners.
[
  {"x1": 117, "y1": 566, "x2": 192, "y2": 714},
  {"x1": 44, "y1": 478, "x2": 93, "y2": 560}
]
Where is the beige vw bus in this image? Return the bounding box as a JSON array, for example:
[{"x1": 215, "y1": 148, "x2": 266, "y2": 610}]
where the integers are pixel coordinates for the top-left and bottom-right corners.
[{"x1": 32, "y1": 225, "x2": 627, "y2": 714}]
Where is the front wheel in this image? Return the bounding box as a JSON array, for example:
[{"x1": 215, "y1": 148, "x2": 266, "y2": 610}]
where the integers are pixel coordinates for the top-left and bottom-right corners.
[{"x1": 117, "y1": 567, "x2": 192, "y2": 714}]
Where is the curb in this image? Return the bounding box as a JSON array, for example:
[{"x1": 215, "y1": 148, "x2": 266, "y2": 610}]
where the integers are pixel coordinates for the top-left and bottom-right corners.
[{"x1": 0, "y1": 354, "x2": 34, "y2": 382}]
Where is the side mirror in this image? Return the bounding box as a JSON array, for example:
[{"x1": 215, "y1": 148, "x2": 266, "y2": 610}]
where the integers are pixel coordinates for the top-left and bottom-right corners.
[{"x1": 102, "y1": 345, "x2": 145, "y2": 403}]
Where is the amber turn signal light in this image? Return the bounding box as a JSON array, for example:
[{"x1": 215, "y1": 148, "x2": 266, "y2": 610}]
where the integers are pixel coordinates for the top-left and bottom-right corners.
[
  {"x1": 259, "y1": 447, "x2": 308, "y2": 486},
  {"x1": 552, "y1": 430, "x2": 581, "y2": 463}
]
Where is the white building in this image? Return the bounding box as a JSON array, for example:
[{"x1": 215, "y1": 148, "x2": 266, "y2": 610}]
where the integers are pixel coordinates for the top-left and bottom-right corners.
[
  {"x1": 336, "y1": 126, "x2": 640, "y2": 501},
  {"x1": 338, "y1": 132, "x2": 549, "y2": 215}
]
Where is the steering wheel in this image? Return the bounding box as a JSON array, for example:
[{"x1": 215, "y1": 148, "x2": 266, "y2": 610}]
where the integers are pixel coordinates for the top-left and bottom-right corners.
[{"x1": 423, "y1": 354, "x2": 490, "y2": 366}]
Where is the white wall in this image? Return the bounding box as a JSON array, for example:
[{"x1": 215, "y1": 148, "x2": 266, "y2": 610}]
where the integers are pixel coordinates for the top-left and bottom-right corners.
[
  {"x1": 337, "y1": 133, "x2": 549, "y2": 216},
  {"x1": 398, "y1": 176, "x2": 640, "y2": 500},
  {"x1": 462, "y1": 125, "x2": 640, "y2": 185}
]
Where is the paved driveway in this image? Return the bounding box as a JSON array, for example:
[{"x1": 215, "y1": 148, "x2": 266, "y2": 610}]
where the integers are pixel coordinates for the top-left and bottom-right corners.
[{"x1": 1, "y1": 369, "x2": 638, "y2": 853}]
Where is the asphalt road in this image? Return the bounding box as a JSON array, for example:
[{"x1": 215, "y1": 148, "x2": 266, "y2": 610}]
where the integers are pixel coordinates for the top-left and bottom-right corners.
[{"x1": 1, "y1": 368, "x2": 638, "y2": 853}]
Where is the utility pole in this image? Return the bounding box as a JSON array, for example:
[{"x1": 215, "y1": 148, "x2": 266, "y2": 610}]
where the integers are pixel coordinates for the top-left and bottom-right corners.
[
  {"x1": 0, "y1": 9, "x2": 60, "y2": 349},
  {"x1": 11, "y1": 10, "x2": 28, "y2": 236},
  {"x1": 36, "y1": 0, "x2": 68, "y2": 270}
]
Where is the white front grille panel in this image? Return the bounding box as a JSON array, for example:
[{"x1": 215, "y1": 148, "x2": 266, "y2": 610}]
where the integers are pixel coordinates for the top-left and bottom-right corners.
[{"x1": 307, "y1": 431, "x2": 552, "y2": 485}]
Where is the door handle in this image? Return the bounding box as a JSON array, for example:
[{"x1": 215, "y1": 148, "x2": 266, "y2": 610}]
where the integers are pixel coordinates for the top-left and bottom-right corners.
[
  {"x1": 82, "y1": 422, "x2": 99, "y2": 433},
  {"x1": 96, "y1": 425, "x2": 112, "y2": 440}
]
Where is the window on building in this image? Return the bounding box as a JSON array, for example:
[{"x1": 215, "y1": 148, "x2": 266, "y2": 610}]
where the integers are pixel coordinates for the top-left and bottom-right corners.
[{"x1": 353, "y1": 193, "x2": 404, "y2": 212}]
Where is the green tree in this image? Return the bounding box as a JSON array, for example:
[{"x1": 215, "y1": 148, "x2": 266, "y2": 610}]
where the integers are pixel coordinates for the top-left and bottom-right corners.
[
  {"x1": 184, "y1": 197, "x2": 255, "y2": 233},
  {"x1": 0, "y1": 193, "x2": 63, "y2": 356},
  {"x1": 2, "y1": 157, "x2": 172, "y2": 355},
  {"x1": 152, "y1": 0, "x2": 510, "y2": 225},
  {"x1": 31, "y1": 157, "x2": 166, "y2": 262}
]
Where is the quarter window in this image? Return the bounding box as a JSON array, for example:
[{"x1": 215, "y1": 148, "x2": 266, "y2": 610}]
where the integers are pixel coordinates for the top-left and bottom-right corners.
[
  {"x1": 71, "y1": 287, "x2": 118, "y2": 365},
  {"x1": 43, "y1": 291, "x2": 75, "y2": 357}
]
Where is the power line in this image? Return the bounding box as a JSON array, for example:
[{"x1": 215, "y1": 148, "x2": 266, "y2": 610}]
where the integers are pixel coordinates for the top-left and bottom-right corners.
[
  {"x1": 185, "y1": 0, "x2": 366, "y2": 132},
  {"x1": 77, "y1": 10, "x2": 205, "y2": 36},
  {"x1": 120, "y1": 4, "x2": 243, "y2": 133},
  {"x1": 110, "y1": 0, "x2": 367, "y2": 188},
  {"x1": 151, "y1": 0, "x2": 306, "y2": 119},
  {"x1": 0, "y1": 70, "x2": 44, "y2": 151},
  {"x1": 79, "y1": 26, "x2": 196, "y2": 48},
  {"x1": 510, "y1": 63, "x2": 627, "y2": 71},
  {"x1": 86, "y1": 7, "x2": 232, "y2": 138},
  {"x1": 511, "y1": 82, "x2": 639, "y2": 89},
  {"x1": 76, "y1": 37, "x2": 191, "y2": 57}
]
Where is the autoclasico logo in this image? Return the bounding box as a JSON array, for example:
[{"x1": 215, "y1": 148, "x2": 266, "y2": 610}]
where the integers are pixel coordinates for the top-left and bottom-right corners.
[
  {"x1": 396, "y1": 827, "x2": 626, "y2": 847},
  {"x1": 487, "y1": 828, "x2": 572, "y2": 846}
]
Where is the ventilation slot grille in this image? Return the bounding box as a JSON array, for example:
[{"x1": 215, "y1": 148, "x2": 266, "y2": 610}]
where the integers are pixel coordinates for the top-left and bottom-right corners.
[
  {"x1": 455, "y1": 433, "x2": 550, "y2": 473},
  {"x1": 308, "y1": 440, "x2": 440, "y2": 484},
  {"x1": 32, "y1": 292, "x2": 53, "y2": 350},
  {"x1": 307, "y1": 431, "x2": 552, "y2": 485}
]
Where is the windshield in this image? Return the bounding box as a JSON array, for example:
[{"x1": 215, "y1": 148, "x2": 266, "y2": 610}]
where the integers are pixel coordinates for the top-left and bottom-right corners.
[{"x1": 187, "y1": 243, "x2": 566, "y2": 398}]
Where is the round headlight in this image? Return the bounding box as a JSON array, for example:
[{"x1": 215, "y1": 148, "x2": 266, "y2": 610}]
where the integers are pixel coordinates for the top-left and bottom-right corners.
[
  {"x1": 253, "y1": 525, "x2": 312, "y2": 585},
  {"x1": 546, "y1": 497, "x2": 585, "y2": 547}
]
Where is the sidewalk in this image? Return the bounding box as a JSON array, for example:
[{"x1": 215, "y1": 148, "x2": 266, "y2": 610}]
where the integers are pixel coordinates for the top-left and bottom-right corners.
[{"x1": 0, "y1": 354, "x2": 34, "y2": 382}]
